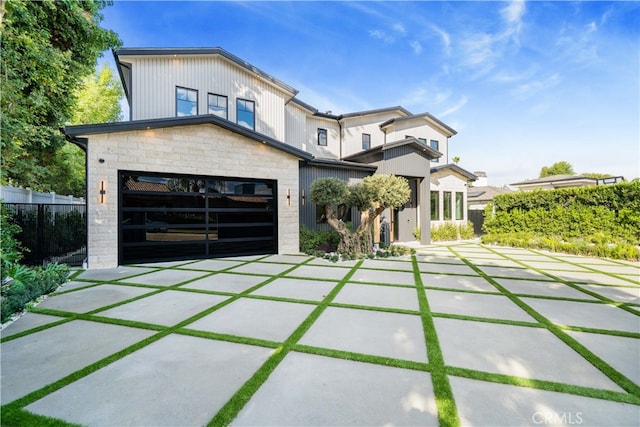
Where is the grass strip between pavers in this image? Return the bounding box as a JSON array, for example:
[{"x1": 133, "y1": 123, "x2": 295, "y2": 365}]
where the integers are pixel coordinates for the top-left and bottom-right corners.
[
  {"x1": 483, "y1": 246, "x2": 640, "y2": 316},
  {"x1": 446, "y1": 366, "x2": 640, "y2": 405},
  {"x1": 448, "y1": 246, "x2": 640, "y2": 399},
  {"x1": 0, "y1": 257, "x2": 318, "y2": 426},
  {"x1": 206, "y1": 260, "x2": 363, "y2": 427},
  {"x1": 412, "y1": 255, "x2": 460, "y2": 427}
]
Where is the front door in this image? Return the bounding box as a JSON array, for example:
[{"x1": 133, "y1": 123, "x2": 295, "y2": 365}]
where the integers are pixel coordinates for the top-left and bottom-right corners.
[{"x1": 396, "y1": 178, "x2": 418, "y2": 242}]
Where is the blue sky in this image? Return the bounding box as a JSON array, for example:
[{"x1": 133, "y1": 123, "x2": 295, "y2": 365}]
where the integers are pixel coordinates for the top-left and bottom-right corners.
[{"x1": 100, "y1": 1, "x2": 639, "y2": 186}]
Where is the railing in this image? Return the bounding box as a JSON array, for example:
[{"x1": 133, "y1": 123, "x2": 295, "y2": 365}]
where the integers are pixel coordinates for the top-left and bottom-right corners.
[{"x1": 2, "y1": 203, "x2": 87, "y2": 267}]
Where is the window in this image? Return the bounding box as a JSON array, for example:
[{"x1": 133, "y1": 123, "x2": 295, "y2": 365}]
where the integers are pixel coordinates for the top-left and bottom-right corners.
[
  {"x1": 208, "y1": 93, "x2": 228, "y2": 119},
  {"x1": 317, "y1": 128, "x2": 327, "y2": 146},
  {"x1": 430, "y1": 140, "x2": 440, "y2": 163},
  {"x1": 176, "y1": 87, "x2": 198, "y2": 117},
  {"x1": 430, "y1": 191, "x2": 440, "y2": 220},
  {"x1": 237, "y1": 99, "x2": 255, "y2": 130},
  {"x1": 418, "y1": 137, "x2": 427, "y2": 145},
  {"x1": 362, "y1": 133, "x2": 371, "y2": 150},
  {"x1": 455, "y1": 192, "x2": 464, "y2": 220},
  {"x1": 443, "y1": 191, "x2": 452, "y2": 220}
]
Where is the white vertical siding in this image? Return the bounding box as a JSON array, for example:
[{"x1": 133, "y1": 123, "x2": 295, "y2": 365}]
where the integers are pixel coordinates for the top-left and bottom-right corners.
[
  {"x1": 284, "y1": 103, "x2": 307, "y2": 150},
  {"x1": 305, "y1": 116, "x2": 341, "y2": 159},
  {"x1": 341, "y1": 112, "x2": 403, "y2": 157},
  {"x1": 127, "y1": 55, "x2": 290, "y2": 140},
  {"x1": 385, "y1": 121, "x2": 449, "y2": 163}
]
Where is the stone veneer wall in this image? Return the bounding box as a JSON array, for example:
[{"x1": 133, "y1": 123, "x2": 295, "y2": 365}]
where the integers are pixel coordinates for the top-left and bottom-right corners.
[{"x1": 84, "y1": 124, "x2": 300, "y2": 269}]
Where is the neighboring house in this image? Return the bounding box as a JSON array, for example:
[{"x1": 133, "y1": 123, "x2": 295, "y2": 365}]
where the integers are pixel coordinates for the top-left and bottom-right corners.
[
  {"x1": 64, "y1": 47, "x2": 474, "y2": 268},
  {"x1": 429, "y1": 164, "x2": 477, "y2": 227},
  {"x1": 511, "y1": 174, "x2": 596, "y2": 191},
  {"x1": 467, "y1": 186, "x2": 514, "y2": 211}
]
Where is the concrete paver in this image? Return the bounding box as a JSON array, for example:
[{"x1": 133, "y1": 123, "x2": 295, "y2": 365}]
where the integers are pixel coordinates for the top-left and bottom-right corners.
[
  {"x1": 180, "y1": 272, "x2": 267, "y2": 293},
  {"x1": 1, "y1": 321, "x2": 154, "y2": 404},
  {"x1": 250, "y1": 277, "x2": 337, "y2": 301},
  {"x1": 97, "y1": 291, "x2": 229, "y2": 326},
  {"x1": 1, "y1": 243, "x2": 638, "y2": 427},
  {"x1": 494, "y1": 278, "x2": 597, "y2": 300},
  {"x1": 348, "y1": 268, "x2": 416, "y2": 286},
  {"x1": 450, "y1": 376, "x2": 639, "y2": 427},
  {"x1": 435, "y1": 317, "x2": 623, "y2": 390},
  {"x1": 232, "y1": 351, "x2": 438, "y2": 426},
  {"x1": 299, "y1": 307, "x2": 428, "y2": 362},
  {"x1": 426, "y1": 289, "x2": 534, "y2": 321},
  {"x1": 26, "y1": 335, "x2": 273, "y2": 426},
  {"x1": 187, "y1": 298, "x2": 315, "y2": 342},
  {"x1": 38, "y1": 284, "x2": 153, "y2": 313},
  {"x1": 334, "y1": 283, "x2": 420, "y2": 311},
  {"x1": 522, "y1": 297, "x2": 640, "y2": 332},
  {"x1": 422, "y1": 273, "x2": 497, "y2": 292}
]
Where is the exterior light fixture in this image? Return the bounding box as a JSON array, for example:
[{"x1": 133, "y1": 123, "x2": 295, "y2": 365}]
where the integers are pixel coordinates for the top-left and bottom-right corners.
[
  {"x1": 301, "y1": 189, "x2": 305, "y2": 206},
  {"x1": 286, "y1": 189, "x2": 291, "y2": 206},
  {"x1": 99, "y1": 180, "x2": 107, "y2": 204}
]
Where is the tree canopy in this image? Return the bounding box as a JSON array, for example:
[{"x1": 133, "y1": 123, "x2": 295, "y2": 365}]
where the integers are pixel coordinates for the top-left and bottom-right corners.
[
  {"x1": 1, "y1": 0, "x2": 121, "y2": 191},
  {"x1": 310, "y1": 175, "x2": 410, "y2": 254},
  {"x1": 539, "y1": 161, "x2": 575, "y2": 178}
]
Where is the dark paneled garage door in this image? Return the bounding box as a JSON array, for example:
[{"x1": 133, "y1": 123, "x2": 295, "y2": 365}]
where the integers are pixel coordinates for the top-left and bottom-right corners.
[{"x1": 119, "y1": 171, "x2": 277, "y2": 264}]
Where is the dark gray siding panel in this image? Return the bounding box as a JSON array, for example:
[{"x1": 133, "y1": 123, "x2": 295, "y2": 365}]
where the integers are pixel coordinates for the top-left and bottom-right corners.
[
  {"x1": 382, "y1": 149, "x2": 430, "y2": 178},
  {"x1": 299, "y1": 162, "x2": 373, "y2": 231}
]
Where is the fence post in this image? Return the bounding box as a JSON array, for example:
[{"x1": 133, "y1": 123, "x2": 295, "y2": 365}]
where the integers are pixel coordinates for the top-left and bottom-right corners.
[{"x1": 36, "y1": 204, "x2": 45, "y2": 265}]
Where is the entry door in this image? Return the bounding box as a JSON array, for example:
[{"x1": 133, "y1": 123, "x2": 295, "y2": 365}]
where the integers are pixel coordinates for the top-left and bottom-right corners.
[{"x1": 396, "y1": 178, "x2": 418, "y2": 242}]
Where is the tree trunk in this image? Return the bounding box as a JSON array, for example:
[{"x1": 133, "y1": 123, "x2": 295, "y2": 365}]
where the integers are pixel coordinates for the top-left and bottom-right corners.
[{"x1": 324, "y1": 204, "x2": 373, "y2": 255}]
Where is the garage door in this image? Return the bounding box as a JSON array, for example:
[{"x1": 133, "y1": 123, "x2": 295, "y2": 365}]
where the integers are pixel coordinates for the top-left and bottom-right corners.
[{"x1": 119, "y1": 171, "x2": 277, "y2": 264}]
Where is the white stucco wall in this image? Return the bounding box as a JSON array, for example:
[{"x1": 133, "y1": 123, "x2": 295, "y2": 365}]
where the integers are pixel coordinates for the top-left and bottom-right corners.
[
  {"x1": 429, "y1": 172, "x2": 469, "y2": 225},
  {"x1": 84, "y1": 123, "x2": 300, "y2": 269}
]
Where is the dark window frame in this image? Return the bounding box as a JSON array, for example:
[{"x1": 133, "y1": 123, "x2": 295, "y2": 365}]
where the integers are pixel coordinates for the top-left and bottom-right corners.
[
  {"x1": 455, "y1": 191, "x2": 464, "y2": 220},
  {"x1": 176, "y1": 86, "x2": 198, "y2": 117},
  {"x1": 443, "y1": 191, "x2": 452, "y2": 220},
  {"x1": 317, "y1": 128, "x2": 327, "y2": 146},
  {"x1": 236, "y1": 98, "x2": 255, "y2": 130},
  {"x1": 207, "y1": 93, "x2": 228, "y2": 119},
  {"x1": 430, "y1": 191, "x2": 440, "y2": 221},
  {"x1": 430, "y1": 139, "x2": 440, "y2": 163}
]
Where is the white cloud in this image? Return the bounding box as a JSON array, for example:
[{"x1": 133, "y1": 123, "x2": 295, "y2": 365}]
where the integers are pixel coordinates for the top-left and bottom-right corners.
[
  {"x1": 410, "y1": 40, "x2": 423, "y2": 54},
  {"x1": 438, "y1": 96, "x2": 468, "y2": 118},
  {"x1": 587, "y1": 21, "x2": 597, "y2": 33},
  {"x1": 369, "y1": 29, "x2": 394, "y2": 44},
  {"x1": 512, "y1": 73, "x2": 561, "y2": 98},
  {"x1": 393, "y1": 22, "x2": 406, "y2": 35},
  {"x1": 430, "y1": 25, "x2": 451, "y2": 55},
  {"x1": 501, "y1": 0, "x2": 526, "y2": 26}
]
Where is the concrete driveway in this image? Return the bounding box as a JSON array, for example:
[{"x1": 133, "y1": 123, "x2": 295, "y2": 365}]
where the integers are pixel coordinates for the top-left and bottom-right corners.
[{"x1": 1, "y1": 243, "x2": 639, "y2": 426}]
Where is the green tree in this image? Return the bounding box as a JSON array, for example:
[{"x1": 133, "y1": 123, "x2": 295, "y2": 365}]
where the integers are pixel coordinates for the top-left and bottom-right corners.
[
  {"x1": 70, "y1": 64, "x2": 123, "y2": 125},
  {"x1": 539, "y1": 161, "x2": 575, "y2": 178},
  {"x1": 582, "y1": 172, "x2": 613, "y2": 179},
  {"x1": 49, "y1": 64, "x2": 124, "y2": 196},
  {"x1": 0, "y1": 0, "x2": 120, "y2": 191},
  {"x1": 310, "y1": 174, "x2": 410, "y2": 255}
]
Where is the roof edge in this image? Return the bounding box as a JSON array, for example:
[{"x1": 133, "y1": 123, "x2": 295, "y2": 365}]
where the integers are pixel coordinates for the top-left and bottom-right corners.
[{"x1": 63, "y1": 115, "x2": 313, "y2": 161}]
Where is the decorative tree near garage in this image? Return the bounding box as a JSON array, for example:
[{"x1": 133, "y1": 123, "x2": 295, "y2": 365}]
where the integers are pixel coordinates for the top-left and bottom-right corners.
[{"x1": 310, "y1": 175, "x2": 410, "y2": 255}]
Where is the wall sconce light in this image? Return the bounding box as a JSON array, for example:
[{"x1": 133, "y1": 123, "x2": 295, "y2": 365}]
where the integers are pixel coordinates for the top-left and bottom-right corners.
[
  {"x1": 301, "y1": 189, "x2": 305, "y2": 206},
  {"x1": 286, "y1": 188, "x2": 291, "y2": 206},
  {"x1": 99, "y1": 180, "x2": 107, "y2": 204}
]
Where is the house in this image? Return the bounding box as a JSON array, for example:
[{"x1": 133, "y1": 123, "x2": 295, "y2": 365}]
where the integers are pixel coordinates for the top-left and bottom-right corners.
[
  {"x1": 510, "y1": 174, "x2": 625, "y2": 191},
  {"x1": 64, "y1": 47, "x2": 475, "y2": 268}
]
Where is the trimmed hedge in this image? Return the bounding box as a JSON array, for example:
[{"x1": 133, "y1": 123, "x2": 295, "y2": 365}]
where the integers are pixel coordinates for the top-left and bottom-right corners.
[
  {"x1": 431, "y1": 222, "x2": 475, "y2": 242},
  {"x1": 482, "y1": 181, "x2": 640, "y2": 260}
]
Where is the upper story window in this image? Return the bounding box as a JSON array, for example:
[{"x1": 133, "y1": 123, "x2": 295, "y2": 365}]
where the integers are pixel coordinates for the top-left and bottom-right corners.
[
  {"x1": 430, "y1": 139, "x2": 440, "y2": 163},
  {"x1": 208, "y1": 93, "x2": 228, "y2": 119},
  {"x1": 317, "y1": 128, "x2": 327, "y2": 146},
  {"x1": 418, "y1": 137, "x2": 427, "y2": 145},
  {"x1": 237, "y1": 98, "x2": 255, "y2": 130},
  {"x1": 176, "y1": 87, "x2": 198, "y2": 117},
  {"x1": 362, "y1": 133, "x2": 371, "y2": 150}
]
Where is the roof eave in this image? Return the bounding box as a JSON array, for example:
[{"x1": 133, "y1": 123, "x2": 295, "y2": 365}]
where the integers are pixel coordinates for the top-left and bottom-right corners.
[{"x1": 63, "y1": 115, "x2": 313, "y2": 161}]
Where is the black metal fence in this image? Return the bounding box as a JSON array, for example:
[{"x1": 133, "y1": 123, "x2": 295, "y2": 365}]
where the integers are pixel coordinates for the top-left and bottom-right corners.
[
  {"x1": 3, "y1": 203, "x2": 87, "y2": 267},
  {"x1": 468, "y1": 209, "x2": 485, "y2": 236}
]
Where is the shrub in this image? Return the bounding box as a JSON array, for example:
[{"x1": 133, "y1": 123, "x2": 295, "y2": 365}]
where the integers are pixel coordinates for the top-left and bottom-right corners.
[
  {"x1": 431, "y1": 222, "x2": 476, "y2": 242},
  {"x1": 299, "y1": 226, "x2": 340, "y2": 254},
  {"x1": 1, "y1": 263, "x2": 69, "y2": 323}
]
